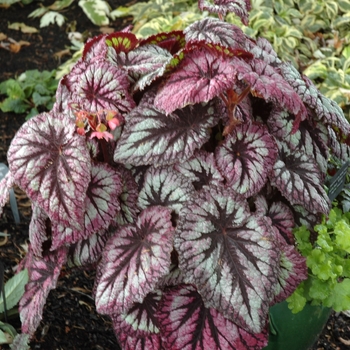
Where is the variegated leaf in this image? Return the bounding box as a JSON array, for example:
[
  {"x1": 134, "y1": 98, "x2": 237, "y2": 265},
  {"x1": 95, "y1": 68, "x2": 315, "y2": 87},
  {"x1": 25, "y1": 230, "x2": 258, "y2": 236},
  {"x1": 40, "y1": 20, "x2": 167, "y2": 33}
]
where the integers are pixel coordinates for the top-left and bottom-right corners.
[
  {"x1": 29, "y1": 205, "x2": 50, "y2": 257},
  {"x1": 237, "y1": 59, "x2": 307, "y2": 122},
  {"x1": 247, "y1": 37, "x2": 281, "y2": 66},
  {"x1": 105, "y1": 32, "x2": 138, "y2": 53},
  {"x1": 19, "y1": 247, "x2": 67, "y2": 337},
  {"x1": 267, "y1": 201, "x2": 295, "y2": 245},
  {"x1": 174, "y1": 150, "x2": 224, "y2": 190},
  {"x1": 51, "y1": 163, "x2": 122, "y2": 250},
  {"x1": 215, "y1": 122, "x2": 277, "y2": 197},
  {"x1": 65, "y1": 60, "x2": 135, "y2": 114},
  {"x1": 184, "y1": 17, "x2": 247, "y2": 49},
  {"x1": 198, "y1": 0, "x2": 251, "y2": 25},
  {"x1": 123, "y1": 45, "x2": 173, "y2": 91},
  {"x1": 112, "y1": 291, "x2": 163, "y2": 350},
  {"x1": 140, "y1": 31, "x2": 186, "y2": 54},
  {"x1": 95, "y1": 206, "x2": 175, "y2": 315},
  {"x1": 114, "y1": 91, "x2": 220, "y2": 166},
  {"x1": 0, "y1": 170, "x2": 15, "y2": 217},
  {"x1": 154, "y1": 48, "x2": 237, "y2": 114},
  {"x1": 83, "y1": 33, "x2": 108, "y2": 62},
  {"x1": 174, "y1": 185, "x2": 280, "y2": 333},
  {"x1": 292, "y1": 205, "x2": 321, "y2": 230},
  {"x1": 67, "y1": 228, "x2": 111, "y2": 268},
  {"x1": 114, "y1": 166, "x2": 140, "y2": 226},
  {"x1": 8, "y1": 111, "x2": 91, "y2": 230},
  {"x1": 267, "y1": 108, "x2": 329, "y2": 175},
  {"x1": 279, "y1": 62, "x2": 350, "y2": 135},
  {"x1": 272, "y1": 240, "x2": 307, "y2": 304},
  {"x1": 269, "y1": 141, "x2": 330, "y2": 214},
  {"x1": 138, "y1": 166, "x2": 195, "y2": 214},
  {"x1": 158, "y1": 284, "x2": 269, "y2": 350}
]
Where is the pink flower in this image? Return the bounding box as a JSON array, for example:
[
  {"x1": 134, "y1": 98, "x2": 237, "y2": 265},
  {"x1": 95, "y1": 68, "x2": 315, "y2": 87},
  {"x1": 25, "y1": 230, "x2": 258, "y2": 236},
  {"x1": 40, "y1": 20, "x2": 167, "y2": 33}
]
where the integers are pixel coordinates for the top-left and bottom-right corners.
[
  {"x1": 90, "y1": 131, "x2": 113, "y2": 141},
  {"x1": 107, "y1": 117, "x2": 121, "y2": 130},
  {"x1": 90, "y1": 123, "x2": 113, "y2": 141}
]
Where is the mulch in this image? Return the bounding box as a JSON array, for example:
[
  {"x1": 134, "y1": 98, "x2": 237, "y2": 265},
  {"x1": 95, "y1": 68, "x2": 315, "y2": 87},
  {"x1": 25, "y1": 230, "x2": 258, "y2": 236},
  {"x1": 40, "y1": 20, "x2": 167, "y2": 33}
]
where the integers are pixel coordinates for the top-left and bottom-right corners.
[{"x1": 0, "y1": 1, "x2": 349, "y2": 349}]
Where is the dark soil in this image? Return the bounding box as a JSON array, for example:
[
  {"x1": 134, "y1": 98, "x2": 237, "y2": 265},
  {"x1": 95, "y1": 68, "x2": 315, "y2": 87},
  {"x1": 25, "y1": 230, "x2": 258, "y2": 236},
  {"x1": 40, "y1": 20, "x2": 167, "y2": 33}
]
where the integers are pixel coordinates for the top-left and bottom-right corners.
[{"x1": 0, "y1": 1, "x2": 349, "y2": 350}]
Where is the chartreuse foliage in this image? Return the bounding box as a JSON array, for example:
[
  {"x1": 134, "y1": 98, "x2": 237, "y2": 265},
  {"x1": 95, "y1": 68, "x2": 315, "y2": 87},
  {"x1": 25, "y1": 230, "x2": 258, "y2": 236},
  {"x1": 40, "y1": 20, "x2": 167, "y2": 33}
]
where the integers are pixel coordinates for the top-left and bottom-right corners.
[
  {"x1": 288, "y1": 207, "x2": 350, "y2": 313},
  {"x1": 1, "y1": 0, "x2": 350, "y2": 349}
]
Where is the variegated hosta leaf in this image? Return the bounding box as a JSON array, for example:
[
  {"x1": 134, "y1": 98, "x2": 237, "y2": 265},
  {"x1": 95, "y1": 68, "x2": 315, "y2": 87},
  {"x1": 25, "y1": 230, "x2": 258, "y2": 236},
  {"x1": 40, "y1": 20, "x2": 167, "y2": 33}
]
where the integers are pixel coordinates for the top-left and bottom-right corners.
[
  {"x1": 174, "y1": 150, "x2": 224, "y2": 190},
  {"x1": 267, "y1": 201, "x2": 295, "y2": 245},
  {"x1": 19, "y1": 247, "x2": 67, "y2": 337},
  {"x1": 174, "y1": 185, "x2": 280, "y2": 333},
  {"x1": 184, "y1": 17, "x2": 247, "y2": 49},
  {"x1": 215, "y1": 122, "x2": 277, "y2": 198},
  {"x1": 267, "y1": 108, "x2": 329, "y2": 175},
  {"x1": 154, "y1": 48, "x2": 237, "y2": 115},
  {"x1": 272, "y1": 241, "x2": 307, "y2": 304},
  {"x1": 66, "y1": 60, "x2": 135, "y2": 114},
  {"x1": 114, "y1": 91, "x2": 220, "y2": 166},
  {"x1": 67, "y1": 228, "x2": 111, "y2": 268},
  {"x1": 50, "y1": 163, "x2": 122, "y2": 250},
  {"x1": 269, "y1": 141, "x2": 330, "y2": 214},
  {"x1": 198, "y1": 0, "x2": 251, "y2": 25},
  {"x1": 8, "y1": 111, "x2": 91, "y2": 230},
  {"x1": 95, "y1": 206, "x2": 175, "y2": 315},
  {"x1": 237, "y1": 59, "x2": 307, "y2": 122},
  {"x1": 138, "y1": 166, "x2": 195, "y2": 215},
  {"x1": 158, "y1": 284, "x2": 269, "y2": 350},
  {"x1": 112, "y1": 291, "x2": 163, "y2": 350},
  {"x1": 114, "y1": 166, "x2": 140, "y2": 226},
  {"x1": 279, "y1": 62, "x2": 350, "y2": 135},
  {"x1": 29, "y1": 205, "x2": 50, "y2": 257}
]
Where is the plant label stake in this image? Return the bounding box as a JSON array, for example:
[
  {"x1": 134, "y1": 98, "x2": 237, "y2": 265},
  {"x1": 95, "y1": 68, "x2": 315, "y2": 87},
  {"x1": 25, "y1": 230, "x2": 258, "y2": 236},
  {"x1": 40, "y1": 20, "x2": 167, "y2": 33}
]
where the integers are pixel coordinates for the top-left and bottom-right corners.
[{"x1": 327, "y1": 160, "x2": 350, "y2": 201}]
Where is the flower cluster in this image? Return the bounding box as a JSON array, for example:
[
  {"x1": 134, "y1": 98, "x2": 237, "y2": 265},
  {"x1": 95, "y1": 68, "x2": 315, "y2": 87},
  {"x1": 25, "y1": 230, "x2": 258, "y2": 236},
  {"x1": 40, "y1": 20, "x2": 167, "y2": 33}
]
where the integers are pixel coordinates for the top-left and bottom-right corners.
[{"x1": 75, "y1": 109, "x2": 124, "y2": 141}]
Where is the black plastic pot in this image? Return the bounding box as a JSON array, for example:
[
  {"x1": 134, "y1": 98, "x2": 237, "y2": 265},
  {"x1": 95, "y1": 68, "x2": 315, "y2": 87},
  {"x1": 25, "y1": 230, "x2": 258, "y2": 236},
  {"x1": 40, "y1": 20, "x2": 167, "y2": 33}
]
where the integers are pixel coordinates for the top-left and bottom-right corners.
[{"x1": 263, "y1": 301, "x2": 331, "y2": 350}]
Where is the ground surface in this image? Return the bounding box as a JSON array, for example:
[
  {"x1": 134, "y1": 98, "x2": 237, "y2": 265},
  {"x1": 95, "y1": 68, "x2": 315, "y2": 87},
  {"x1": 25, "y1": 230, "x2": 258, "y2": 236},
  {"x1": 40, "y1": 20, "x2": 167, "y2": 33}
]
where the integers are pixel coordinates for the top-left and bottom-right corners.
[{"x1": 0, "y1": 1, "x2": 350, "y2": 349}]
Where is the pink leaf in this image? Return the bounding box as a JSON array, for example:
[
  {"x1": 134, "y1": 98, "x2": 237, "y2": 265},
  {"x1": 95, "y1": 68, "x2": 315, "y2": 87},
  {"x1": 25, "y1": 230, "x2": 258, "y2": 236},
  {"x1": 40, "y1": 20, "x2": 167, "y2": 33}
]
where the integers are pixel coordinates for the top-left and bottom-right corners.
[
  {"x1": 8, "y1": 111, "x2": 91, "y2": 229},
  {"x1": 95, "y1": 206, "x2": 175, "y2": 315}
]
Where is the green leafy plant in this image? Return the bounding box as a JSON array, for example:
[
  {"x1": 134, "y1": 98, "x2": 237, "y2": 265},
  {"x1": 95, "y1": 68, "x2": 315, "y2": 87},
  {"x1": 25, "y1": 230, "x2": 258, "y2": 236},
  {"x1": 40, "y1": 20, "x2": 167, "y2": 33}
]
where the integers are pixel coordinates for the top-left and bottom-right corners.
[
  {"x1": 0, "y1": 264, "x2": 28, "y2": 346},
  {"x1": 288, "y1": 206, "x2": 350, "y2": 313},
  {"x1": 111, "y1": 0, "x2": 208, "y2": 38},
  {"x1": 0, "y1": 69, "x2": 58, "y2": 120}
]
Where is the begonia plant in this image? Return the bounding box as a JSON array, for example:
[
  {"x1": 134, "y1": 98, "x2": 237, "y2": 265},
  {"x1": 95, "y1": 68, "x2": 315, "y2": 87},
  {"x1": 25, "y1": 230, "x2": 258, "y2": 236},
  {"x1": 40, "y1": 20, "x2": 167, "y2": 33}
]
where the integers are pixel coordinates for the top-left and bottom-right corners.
[{"x1": 1, "y1": 0, "x2": 350, "y2": 349}]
